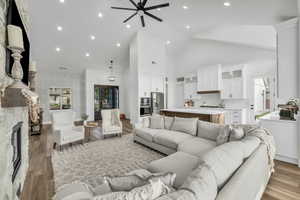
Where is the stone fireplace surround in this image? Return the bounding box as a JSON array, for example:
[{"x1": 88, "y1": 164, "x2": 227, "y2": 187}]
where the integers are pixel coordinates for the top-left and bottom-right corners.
[
  {"x1": 0, "y1": 0, "x2": 30, "y2": 199},
  {"x1": 0, "y1": 107, "x2": 29, "y2": 200}
]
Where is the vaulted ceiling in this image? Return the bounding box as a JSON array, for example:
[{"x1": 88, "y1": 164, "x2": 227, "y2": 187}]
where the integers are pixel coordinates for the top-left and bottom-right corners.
[{"x1": 28, "y1": 0, "x2": 298, "y2": 73}]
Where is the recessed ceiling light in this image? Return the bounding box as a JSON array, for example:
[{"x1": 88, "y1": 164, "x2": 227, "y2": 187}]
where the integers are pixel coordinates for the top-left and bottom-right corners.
[
  {"x1": 116, "y1": 43, "x2": 121, "y2": 47},
  {"x1": 90, "y1": 35, "x2": 96, "y2": 40},
  {"x1": 185, "y1": 25, "x2": 191, "y2": 30},
  {"x1": 55, "y1": 47, "x2": 61, "y2": 52},
  {"x1": 224, "y1": 2, "x2": 231, "y2": 7},
  {"x1": 57, "y1": 26, "x2": 63, "y2": 31},
  {"x1": 85, "y1": 53, "x2": 90, "y2": 57},
  {"x1": 98, "y1": 12, "x2": 103, "y2": 18},
  {"x1": 157, "y1": 8, "x2": 161, "y2": 11},
  {"x1": 182, "y1": 5, "x2": 189, "y2": 10},
  {"x1": 126, "y1": 24, "x2": 131, "y2": 29},
  {"x1": 59, "y1": 0, "x2": 65, "y2": 3},
  {"x1": 166, "y1": 40, "x2": 171, "y2": 45}
]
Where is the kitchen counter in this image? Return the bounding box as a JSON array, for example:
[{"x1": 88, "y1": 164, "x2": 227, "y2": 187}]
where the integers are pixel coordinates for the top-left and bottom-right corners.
[
  {"x1": 259, "y1": 111, "x2": 298, "y2": 124},
  {"x1": 160, "y1": 108, "x2": 226, "y2": 124},
  {"x1": 161, "y1": 108, "x2": 228, "y2": 115}
]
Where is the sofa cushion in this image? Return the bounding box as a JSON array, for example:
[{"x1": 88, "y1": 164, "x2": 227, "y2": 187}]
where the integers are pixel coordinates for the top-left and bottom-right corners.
[
  {"x1": 202, "y1": 141, "x2": 245, "y2": 189},
  {"x1": 153, "y1": 130, "x2": 193, "y2": 149},
  {"x1": 147, "y1": 151, "x2": 200, "y2": 188},
  {"x1": 171, "y1": 117, "x2": 198, "y2": 136},
  {"x1": 178, "y1": 137, "x2": 216, "y2": 156},
  {"x1": 134, "y1": 128, "x2": 160, "y2": 142},
  {"x1": 164, "y1": 116, "x2": 174, "y2": 130},
  {"x1": 180, "y1": 163, "x2": 218, "y2": 200},
  {"x1": 197, "y1": 120, "x2": 225, "y2": 141},
  {"x1": 150, "y1": 115, "x2": 164, "y2": 129}
]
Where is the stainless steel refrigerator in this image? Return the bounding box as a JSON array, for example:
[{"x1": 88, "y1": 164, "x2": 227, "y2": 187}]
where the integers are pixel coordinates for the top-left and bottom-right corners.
[{"x1": 151, "y1": 92, "x2": 164, "y2": 114}]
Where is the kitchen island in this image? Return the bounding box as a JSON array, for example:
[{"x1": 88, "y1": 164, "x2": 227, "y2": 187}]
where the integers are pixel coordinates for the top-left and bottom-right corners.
[{"x1": 160, "y1": 108, "x2": 226, "y2": 124}]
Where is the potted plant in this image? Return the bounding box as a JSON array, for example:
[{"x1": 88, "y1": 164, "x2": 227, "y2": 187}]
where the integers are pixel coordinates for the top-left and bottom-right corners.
[{"x1": 81, "y1": 114, "x2": 89, "y2": 126}]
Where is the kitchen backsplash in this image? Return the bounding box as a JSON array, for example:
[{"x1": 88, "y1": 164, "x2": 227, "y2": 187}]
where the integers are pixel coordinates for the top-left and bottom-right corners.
[{"x1": 193, "y1": 93, "x2": 249, "y2": 109}]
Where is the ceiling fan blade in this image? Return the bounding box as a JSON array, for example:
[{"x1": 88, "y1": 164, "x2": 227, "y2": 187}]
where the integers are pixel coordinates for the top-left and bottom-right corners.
[
  {"x1": 129, "y1": 0, "x2": 138, "y2": 8},
  {"x1": 141, "y1": 15, "x2": 145, "y2": 27},
  {"x1": 144, "y1": 11, "x2": 162, "y2": 22},
  {"x1": 142, "y1": 0, "x2": 148, "y2": 6},
  {"x1": 123, "y1": 12, "x2": 138, "y2": 23},
  {"x1": 111, "y1": 7, "x2": 137, "y2": 11},
  {"x1": 144, "y1": 3, "x2": 170, "y2": 11}
]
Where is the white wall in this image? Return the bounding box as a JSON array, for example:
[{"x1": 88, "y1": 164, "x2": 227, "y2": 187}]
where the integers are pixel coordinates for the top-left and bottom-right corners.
[
  {"x1": 84, "y1": 68, "x2": 128, "y2": 121},
  {"x1": 128, "y1": 31, "x2": 167, "y2": 123},
  {"x1": 37, "y1": 70, "x2": 85, "y2": 123}
]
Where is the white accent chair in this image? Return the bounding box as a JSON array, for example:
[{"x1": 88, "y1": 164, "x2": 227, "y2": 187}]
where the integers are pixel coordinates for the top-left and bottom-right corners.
[
  {"x1": 101, "y1": 109, "x2": 123, "y2": 137},
  {"x1": 51, "y1": 111, "x2": 85, "y2": 150}
]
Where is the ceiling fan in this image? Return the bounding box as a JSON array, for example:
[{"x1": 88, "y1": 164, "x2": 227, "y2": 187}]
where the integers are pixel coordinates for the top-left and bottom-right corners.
[{"x1": 111, "y1": 0, "x2": 170, "y2": 27}]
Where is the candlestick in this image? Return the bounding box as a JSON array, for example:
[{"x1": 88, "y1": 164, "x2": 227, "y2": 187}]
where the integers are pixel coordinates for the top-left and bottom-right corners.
[
  {"x1": 7, "y1": 25, "x2": 24, "y2": 49},
  {"x1": 7, "y1": 46, "x2": 26, "y2": 89},
  {"x1": 29, "y1": 61, "x2": 37, "y2": 72}
]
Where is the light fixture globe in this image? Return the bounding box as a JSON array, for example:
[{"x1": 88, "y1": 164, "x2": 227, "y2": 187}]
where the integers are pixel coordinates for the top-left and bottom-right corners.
[{"x1": 108, "y1": 60, "x2": 116, "y2": 82}]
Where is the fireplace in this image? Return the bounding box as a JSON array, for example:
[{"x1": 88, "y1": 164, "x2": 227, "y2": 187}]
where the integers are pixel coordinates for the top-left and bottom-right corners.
[{"x1": 11, "y1": 122, "x2": 22, "y2": 182}]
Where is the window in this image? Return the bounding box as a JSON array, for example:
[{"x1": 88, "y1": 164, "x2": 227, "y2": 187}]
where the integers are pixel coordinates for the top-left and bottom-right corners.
[{"x1": 49, "y1": 88, "x2": 72, "y2": 110}]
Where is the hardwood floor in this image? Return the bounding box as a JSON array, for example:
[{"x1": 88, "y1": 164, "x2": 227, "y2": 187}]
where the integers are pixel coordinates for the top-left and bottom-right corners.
[{"x1": 21, "y1": 121, "x2": 300, "y2": 200}]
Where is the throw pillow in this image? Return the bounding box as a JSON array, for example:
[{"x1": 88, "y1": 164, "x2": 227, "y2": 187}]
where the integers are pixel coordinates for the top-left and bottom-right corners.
[
  {"x1": 197, "y1": 120, "x2": 225, "y2": 141},
  {"x1": 149, "y1": 115, "x2": 164, "y2": 129},
  {"x1": 164, "y1": 116, "x2": 174, "y2": 130},
  {"x1": 229, "y1": 126, "x2": 245, "y2": 141},
  {"x1": 53, "y1": 181, "x2": 93, "y2": 200},
  {"x1": 216, "y1": 125, "x2": 231, "y2": 145},
  {"x1": 105, "y1": 172, "x2": 177, "y2": 193},
  {"x1": 180, "y1": 162, "x2": 218, "y2": 200},
  {"x1": 171, "y1": 117, "x2": 198, "y2": 136},
  {"x1": 104, "y1": 175, "x2": 145, "y2": 192},
  {"x1": 93, "y1": 179, "x2": 171, "y2": 200},
  {"x1": 91, "y1": 180, "x2": 112, "y2": 196}
]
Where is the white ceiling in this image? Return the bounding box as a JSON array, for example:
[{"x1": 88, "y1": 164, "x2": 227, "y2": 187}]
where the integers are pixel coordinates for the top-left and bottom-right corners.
[{"x1": 28, "y1": 0, "x2": 298, "y2": 73}]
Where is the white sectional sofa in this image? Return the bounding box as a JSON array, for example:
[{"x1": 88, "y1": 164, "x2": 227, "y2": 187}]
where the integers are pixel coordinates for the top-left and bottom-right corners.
[{"x1": 133, "y1": 115, "x2": 275, "y2": 200}]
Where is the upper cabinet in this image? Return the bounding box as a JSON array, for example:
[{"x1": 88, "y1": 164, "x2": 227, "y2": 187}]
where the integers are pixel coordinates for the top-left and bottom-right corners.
[
  {"x1": 221, "y1": 65, "x2": 246, "y2": 99},
  {"x1": 139, "y1": 74, "x2": 164, "y2": 97},
  {"x1": 275, "y1": 18, "x2": 299, "y2": 101},
  {"x1": 197, "y1": 64, "x2": 221, "y2": 92},
  {"x1": 184, "y1": 75, "x2": 197, "y2": 100}
]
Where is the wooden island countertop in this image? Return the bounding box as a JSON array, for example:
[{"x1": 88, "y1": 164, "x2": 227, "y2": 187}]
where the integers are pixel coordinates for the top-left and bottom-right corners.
[{"x1": 160, "y1": 108, "x2": 226, "y2": 124}]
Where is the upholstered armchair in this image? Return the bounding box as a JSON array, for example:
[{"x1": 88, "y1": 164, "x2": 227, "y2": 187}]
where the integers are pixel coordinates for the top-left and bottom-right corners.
[
  {"x1": 51, "y1": 111, "x2": 85, "y2": 149},
  {"x1": 101, "y1": 109, "x2": 123, "y2": 137}
]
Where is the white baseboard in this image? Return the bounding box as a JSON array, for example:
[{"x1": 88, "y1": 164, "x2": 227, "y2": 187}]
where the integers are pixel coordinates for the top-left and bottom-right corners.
[{"x1": 275, "y1": 154, "x2": 299, "y2": 165}]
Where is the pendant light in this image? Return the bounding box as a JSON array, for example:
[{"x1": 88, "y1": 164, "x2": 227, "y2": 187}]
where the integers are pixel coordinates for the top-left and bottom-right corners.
[{"x1": 108, "y1": 60, "x2": 116, "y2": 82}]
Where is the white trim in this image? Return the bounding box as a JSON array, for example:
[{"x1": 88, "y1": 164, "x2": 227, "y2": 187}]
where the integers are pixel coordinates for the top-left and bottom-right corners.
[
  {"x1": 275, "y1": 155, "x2": 299, "y2": 165},
  {"x1": 275, "y1": 18, "x2": 299, "y2": 31},
  {"x1": 43, "y1": 118, "x2": 82, "y2": 125}
]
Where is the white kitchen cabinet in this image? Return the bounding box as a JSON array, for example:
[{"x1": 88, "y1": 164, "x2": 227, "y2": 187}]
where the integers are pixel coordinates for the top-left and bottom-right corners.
[
  {"x1": 260, "y1": 113, "x2": 299, "y2": 167},
  {"x1": 221, "y1": 66, "x2": 246, "y2": 99},
  {"x1": 184, "y1": 76, "x2": 197, "y2": 100},
  {"x1": 197, "y1": 64, "x2": 221, "y2": 92},
  {"x1": 139, "y1": 74, "x2": 152, "y2": 97},
  {"x1": 139, "y1": 74, "x2": 164, "y2": 97},
  {"x1": 151, "y1": 75, "x2": 164, "y2": 93},
  {"x1": 224, "y1": 109, "x2": 246, "y2": 124},
  {"x1": 275, "y1": 18, "x2": 299, "y2": 101}
]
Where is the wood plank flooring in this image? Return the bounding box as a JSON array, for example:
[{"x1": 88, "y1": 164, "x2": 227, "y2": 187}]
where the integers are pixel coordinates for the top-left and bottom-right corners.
[{"x1": 21, "y1": 121, "x2": 300, "y2": 200}]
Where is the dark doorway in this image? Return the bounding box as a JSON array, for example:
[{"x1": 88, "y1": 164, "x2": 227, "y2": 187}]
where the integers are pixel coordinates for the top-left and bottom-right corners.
[{"x1": 94, "y1": 85, "x2": 119, "y2": 120}]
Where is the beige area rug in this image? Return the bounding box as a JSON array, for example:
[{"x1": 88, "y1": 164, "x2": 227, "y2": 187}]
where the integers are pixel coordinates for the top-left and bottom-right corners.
[{"x1": 52, "y1": 134, "x2": 164, "y2": 189}]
